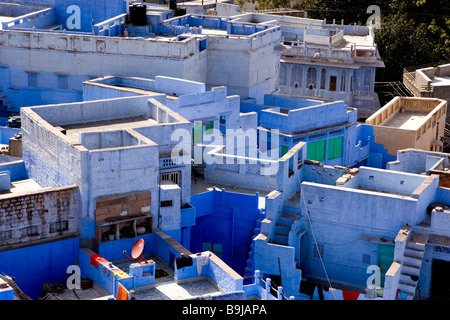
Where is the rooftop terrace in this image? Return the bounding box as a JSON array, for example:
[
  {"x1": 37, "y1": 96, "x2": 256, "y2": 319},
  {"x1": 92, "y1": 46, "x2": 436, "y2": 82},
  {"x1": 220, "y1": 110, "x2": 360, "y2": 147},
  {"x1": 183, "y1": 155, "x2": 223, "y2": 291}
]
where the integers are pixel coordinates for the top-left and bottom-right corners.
[{"x1": 365, "y1": 97, "x2": 447, "y2": 130}]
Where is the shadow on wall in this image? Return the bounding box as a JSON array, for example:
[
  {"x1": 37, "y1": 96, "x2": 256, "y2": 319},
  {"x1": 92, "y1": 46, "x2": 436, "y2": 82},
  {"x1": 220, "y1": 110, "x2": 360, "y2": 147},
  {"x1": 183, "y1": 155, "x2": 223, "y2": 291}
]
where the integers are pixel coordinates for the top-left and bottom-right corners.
[{"x1": 189, "y1": 189, "x2": 262, "y2": 276}]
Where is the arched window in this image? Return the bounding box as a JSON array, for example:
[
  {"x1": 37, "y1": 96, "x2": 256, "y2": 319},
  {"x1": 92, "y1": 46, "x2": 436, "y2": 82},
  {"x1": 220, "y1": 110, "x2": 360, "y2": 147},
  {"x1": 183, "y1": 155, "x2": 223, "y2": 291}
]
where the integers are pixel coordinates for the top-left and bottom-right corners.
[
  {"x1": 307, "y1": 67, "x2": 317, "y2": 89},
  {"x1": 364, "y1": 69, "x2": 371, "y2": 90},
  {"x1": 279, "y1": 64, "x2": 287, "y2": 86},
  {"x1": 341, "y1": 71, "x2": 346, "y2": 92},
  {"x1": 320, "y1": 68, "x2": 326, "y2": 90},
  {"x1": 291, "y1": 65, "x2": 302, "y2": 88}
]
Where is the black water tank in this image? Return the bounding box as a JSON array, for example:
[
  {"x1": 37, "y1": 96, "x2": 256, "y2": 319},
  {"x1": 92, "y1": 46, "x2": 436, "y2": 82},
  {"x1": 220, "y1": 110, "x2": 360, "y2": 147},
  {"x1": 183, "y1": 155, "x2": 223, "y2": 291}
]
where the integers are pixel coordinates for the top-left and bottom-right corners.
[
  {"x1": 129, "y1": 3, "x2": 147, "y2": 26},
  {"x1": 169, "y1": 0, "x2": 177, "y2": 10}
]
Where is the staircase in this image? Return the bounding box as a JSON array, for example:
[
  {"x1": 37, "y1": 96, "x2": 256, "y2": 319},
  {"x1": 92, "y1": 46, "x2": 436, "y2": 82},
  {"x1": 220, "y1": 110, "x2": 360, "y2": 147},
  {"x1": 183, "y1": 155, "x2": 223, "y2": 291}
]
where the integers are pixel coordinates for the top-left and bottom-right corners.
[
  {"x1": 0, "y1": 89, "x2": 18, "y2": 120},
  {"x1": 397, "y1": 232, "x2": 428, "y2": 300},
  {"x1": 272, "y1": 199, "x2": 302, "y2": 246},
  {"x1": 272, "y1": 212, "x2": 301, "y2": 245},
  {"x1": 244, "y1": 212, "x2": 265, "y2": 283}
]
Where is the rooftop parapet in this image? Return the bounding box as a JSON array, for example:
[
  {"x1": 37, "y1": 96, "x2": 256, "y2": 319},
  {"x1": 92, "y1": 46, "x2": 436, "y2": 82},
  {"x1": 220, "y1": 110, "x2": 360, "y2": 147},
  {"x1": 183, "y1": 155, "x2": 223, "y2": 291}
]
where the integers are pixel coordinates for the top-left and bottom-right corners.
[
  {"x1": 0, "y1": 4, "x2": 54, "y2": 30},
  {"x1": 365, "y1": 97, "x2": 447, "y2": 130},
  {"x1": 0, "y1": 27, "x2": 201, "y2": 59},
  {"x1": 336, "y1": 166, "x2": 437, "y2": 199},
  {"x1": 260, "y1": 100, "x2": 352, "y2": 134}
]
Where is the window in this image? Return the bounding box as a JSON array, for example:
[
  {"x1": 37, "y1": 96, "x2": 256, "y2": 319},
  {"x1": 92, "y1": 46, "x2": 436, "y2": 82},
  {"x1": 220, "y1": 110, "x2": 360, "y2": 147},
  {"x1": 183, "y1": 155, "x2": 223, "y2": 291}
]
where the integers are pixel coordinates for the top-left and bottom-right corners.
[
  {"x1": 220, "y1": 114, "x2": 228, "y2": 135},
  {"x1": 329, "y1": 76, "x2": 337, "y2": 91},
  {"x1": 306, "y1": 67, "x2": 317, "y2": 89},
  {"x1": 27, "y1": 72, "x2": 38, "y2": 88},
  {"x1": 49, "y1": 220, "x2": 69, "y2": 233},
  {"x1": 340, "y1": 72, "x2": 346, "y2": 92},
  {"x1": 21, "y1": 225, "x2": 39, "y2": 237},
  {"x1": 320, "y1": 68, "x2": 326, "y2": 89},
  {"x1": 199, "y1": 38, "x2": 207, "y2": 52},
  {"x1": 279, "y1": 65, "x2": 287, "y2": 86},
  {"x1": 161, "y1": 171, "x2": 180, "y2": 186},
  {"x1": 307, "y1": 140, "x2": 326, "y2": 162},
  {"x1": 192, "y1": 122, "x2": 203, "y2": 144},
  {"x1": 160, "y1": 200, "x2": 173, "y2": 207},
  {"x1": 204, "y1": 120, "x2": 214, "y2": 135},
  {"x1": 364, "y1": 69, "x2": 372, "y2": 90},
  {"x1": 203, "y1": 242, "x2": 223, "y2": 259},
  {"x1": 291, "y1": 65, "x2": 302, "y2": 88},
  {"x1": 57, "y1": 74, "x2": 69, "y2": 90},
  {"x1": 313, "y1": 243, "x2": 324, "y2": 258},
  {"x1": 362, "y1": 254, "x2": 371, "y2": 264},
  {"x1": 281, "y1": 145, "x2": 289, "y2": 157},
  {"x1": 327, "y1": 136, "x2": 343, "y2": 160},
  {"x1": 0, "y1": 230, "x2": 12, "y2": 241}
]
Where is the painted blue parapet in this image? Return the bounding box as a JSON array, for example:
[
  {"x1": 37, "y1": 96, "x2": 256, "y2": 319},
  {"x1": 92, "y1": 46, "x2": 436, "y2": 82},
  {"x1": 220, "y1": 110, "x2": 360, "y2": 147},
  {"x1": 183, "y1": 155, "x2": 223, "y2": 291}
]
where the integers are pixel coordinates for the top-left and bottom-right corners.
[
  {"x1": 0, "y1": 283, "x2": 14, "y2": 300},
  {"x1": 0, "y1": 160, "x2": 28, "y2": 182},
  {"x1": 180, "y1": 203, "x2": 196, "y2": 228},
  {"x1": 0, "y1": 237, "x2": 79, "y2": 300},
  {"x1": 98, "y1": 233, "x2": 154, "y2": 262},
  {"x1": 79, "y1": 247, "x2": 132, "y2": 294}
]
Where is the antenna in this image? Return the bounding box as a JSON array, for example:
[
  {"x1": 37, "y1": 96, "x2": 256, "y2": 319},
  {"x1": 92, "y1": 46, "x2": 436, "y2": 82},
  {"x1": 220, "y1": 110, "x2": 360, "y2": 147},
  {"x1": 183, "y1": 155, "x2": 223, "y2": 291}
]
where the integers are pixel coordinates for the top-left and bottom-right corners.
[{"x1": 123, "y1": 238, "x2": 147, "y2": 264}]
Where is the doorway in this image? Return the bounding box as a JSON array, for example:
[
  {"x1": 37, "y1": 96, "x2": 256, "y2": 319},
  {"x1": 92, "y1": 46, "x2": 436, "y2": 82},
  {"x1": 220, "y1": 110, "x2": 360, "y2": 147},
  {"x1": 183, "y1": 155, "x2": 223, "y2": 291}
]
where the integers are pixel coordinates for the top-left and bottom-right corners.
[
  {"x1": 431, "y1": 259, "x2": 450, "y2": 300},
  {"x1": 377, "y1": 244, "x2": 394, "y2": 287}
]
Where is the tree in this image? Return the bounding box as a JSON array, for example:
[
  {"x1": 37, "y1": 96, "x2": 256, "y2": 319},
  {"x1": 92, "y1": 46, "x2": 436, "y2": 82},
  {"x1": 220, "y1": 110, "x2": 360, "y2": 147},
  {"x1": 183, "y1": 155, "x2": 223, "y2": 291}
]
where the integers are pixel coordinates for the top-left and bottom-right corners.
[
  {"x1": 374, "y1": 12, "x2": 436, "y2": 81},
  {"x1": 297, "y1": 0, "x2": 450, "y2": 81}
]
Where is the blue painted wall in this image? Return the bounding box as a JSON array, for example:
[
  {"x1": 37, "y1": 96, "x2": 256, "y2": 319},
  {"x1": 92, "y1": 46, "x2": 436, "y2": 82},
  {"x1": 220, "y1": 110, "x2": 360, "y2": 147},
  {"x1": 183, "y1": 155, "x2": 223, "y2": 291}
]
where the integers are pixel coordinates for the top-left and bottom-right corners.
[
  {"x1": 0, "y1": 237, "x2": 79, "y2": 299},
  {"x1": 0, "y1": 159, "x2": 29, "y2": 182},
  {"x1": 357, "y1": 124, "x2": 396, "y2": 169},
  {"x1": 189, "y1": 189, "x2": 261, "y2": 276}
]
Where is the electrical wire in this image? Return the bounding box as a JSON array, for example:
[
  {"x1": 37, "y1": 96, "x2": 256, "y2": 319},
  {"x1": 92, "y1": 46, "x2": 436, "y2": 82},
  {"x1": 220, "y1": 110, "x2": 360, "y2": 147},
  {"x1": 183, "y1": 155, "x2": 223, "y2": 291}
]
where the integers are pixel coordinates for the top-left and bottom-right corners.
[{"x1": 297, "y1": 171, "x2": 337, "y2": 299}]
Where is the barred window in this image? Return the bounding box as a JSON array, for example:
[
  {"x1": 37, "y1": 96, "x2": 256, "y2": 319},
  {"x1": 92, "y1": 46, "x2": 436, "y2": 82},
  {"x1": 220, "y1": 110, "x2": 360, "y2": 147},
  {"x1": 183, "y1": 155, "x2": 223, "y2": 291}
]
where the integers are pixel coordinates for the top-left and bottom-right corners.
[
  {"x1": 313, "y1": 243, "x2": 324, "y2": 259},
  {"x1": 49, "y1": 220, "x2": 69, "y2": 233},
  {"x1": 0, "y1": 230, "x2": 12, "y2": 241},
  {"x1": 21, "y1": 225, "x2": 39, "y2": 237}
]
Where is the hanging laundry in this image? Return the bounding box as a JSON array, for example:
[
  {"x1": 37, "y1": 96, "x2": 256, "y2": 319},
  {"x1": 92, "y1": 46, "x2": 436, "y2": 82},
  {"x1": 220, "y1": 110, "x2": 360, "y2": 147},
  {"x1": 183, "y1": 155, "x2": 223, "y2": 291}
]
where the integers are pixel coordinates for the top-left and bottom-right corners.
[
  {"x1": 196, "y1": 252, "x2": 210, "y2": 276},
  {"x1": 176, "y1": 254, "x2": 193, "y2": 269},
  {"x1": 116, "y1": 283, "x2": 129, "y2": 300}
]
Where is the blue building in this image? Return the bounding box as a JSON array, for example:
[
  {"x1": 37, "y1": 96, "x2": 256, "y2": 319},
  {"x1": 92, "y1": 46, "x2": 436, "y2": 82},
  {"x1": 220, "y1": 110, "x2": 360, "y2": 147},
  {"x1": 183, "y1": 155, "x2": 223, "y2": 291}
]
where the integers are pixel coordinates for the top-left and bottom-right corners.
[
  {"x1": 242, "y1": 95, "x2": 367, "y2": 167},
  {"x1": 2, "y1": 0, "x2": 450, "y2": 303}
]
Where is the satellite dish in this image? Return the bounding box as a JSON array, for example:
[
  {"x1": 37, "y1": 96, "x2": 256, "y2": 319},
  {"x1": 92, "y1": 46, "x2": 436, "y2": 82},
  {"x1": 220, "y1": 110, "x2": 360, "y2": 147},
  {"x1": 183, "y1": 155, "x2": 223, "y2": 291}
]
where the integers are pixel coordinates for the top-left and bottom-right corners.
[
  {"x1": 123, "y1": 238, "x2": 147, "y2": 263},
  {"x1": 131, "y1": 238, "x2": 145, "y2": 259}
]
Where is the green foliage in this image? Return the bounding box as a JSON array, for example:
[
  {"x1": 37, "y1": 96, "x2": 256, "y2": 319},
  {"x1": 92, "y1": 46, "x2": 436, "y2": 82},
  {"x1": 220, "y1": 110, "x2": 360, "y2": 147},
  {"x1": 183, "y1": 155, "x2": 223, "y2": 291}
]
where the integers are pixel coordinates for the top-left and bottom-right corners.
[
  {"x1": 297, "y1": 0, "x2": 450, "y2": 81},
  {"x1": 234, "y1": 0, "x2": 449, "y2": 80}
]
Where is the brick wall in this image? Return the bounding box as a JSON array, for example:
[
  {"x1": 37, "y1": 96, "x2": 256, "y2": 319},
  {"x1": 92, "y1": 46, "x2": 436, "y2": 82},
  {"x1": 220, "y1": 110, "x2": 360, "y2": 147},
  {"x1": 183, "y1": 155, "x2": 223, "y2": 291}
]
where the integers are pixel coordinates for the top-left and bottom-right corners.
[
  {"x1": 94, "y1": 191, "x2": 151, "y2": 223},
  {"x1": 0, "y1": 185, "x2": 78, "y2": 250},
  {"x1": 94, "y1": 191, "x2": 153, "y2": 243},
  {"x1": 429, "y1": 170, "x2": 450, "y2": 188}
]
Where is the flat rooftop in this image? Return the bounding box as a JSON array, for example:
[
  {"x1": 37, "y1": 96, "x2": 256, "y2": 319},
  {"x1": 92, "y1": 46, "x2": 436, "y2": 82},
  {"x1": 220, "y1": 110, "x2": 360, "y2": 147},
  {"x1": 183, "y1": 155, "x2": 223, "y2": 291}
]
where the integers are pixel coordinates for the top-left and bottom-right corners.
[
  {"x1": 383, "y1": 111, "x2": 429, "y2": 130},
  {"x1": 0, "y1": 16, "x2": 13, "y2": 29},
  {"x1": 0, "y1": 178, "x2": 43, "y2": 197},
  {"x1": 44, "y1": 253, "x2": 224, "y2": 300},
  {"x1": 191, "y1": 173, "x2": 269, "y2": 209},
  {"x1": 61, "y1": 116, "x2": 157, "y2": 144},
  {"x1": 432, "y1": 75, "x2": 450, "y2": 87},
  {"x1": 114, "y1": 254, "x2": 223, "y2": 300},
  {"x1": 365, "y1": 96, "x2": 447, "y2": 128}
]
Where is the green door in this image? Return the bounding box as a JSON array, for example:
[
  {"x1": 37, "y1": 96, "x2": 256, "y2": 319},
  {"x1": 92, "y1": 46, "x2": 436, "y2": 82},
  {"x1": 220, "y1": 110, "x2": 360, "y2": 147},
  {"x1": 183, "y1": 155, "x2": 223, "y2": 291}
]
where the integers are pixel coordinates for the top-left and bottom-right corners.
[
  {"x1": 378, "y1": 244, "x2": 394, "y2": 287},
  {"x1": 281, "y1": 145, "x2": 289, "y2": 157},
  {"x1": 192, "y1": 124, "x2": 203, "y2": 144},
  {"x1": 307, "y1": 140, "x2": 326, "y2": 161},
  {"x1": 327, "y1": 136, "x2": 343, "y2": 160}
]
